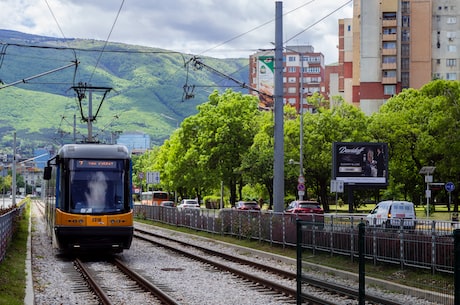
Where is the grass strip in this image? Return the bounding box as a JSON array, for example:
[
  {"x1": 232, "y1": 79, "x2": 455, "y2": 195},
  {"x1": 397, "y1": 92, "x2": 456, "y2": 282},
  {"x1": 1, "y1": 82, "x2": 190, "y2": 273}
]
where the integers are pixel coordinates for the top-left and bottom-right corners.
[{"x1": 0, "y1": 202, "x2": 29, "y2": 305}]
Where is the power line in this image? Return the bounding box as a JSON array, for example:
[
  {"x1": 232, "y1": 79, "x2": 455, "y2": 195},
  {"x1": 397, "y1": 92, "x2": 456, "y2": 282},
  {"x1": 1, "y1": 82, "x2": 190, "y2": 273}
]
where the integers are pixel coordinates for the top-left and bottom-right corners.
[
  {"x1": 285, "y1": 1, "x2": 352, "y2": 44},
  {"x1": 198, "y1": 0, "x2": 316, "y2": 57},
  {"x1": 89, "y1": 0, "x2": 125, "y2": 83}
]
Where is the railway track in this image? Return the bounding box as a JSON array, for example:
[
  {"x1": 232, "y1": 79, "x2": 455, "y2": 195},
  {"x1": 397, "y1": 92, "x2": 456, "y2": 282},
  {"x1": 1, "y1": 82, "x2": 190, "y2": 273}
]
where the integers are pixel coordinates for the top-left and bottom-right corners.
[
  {"x1": 134, "y1": 227, "x2": 403, "y2": 305},
  {"x1": 74, "y1": 257, "x2": 180, "y2": 305}
]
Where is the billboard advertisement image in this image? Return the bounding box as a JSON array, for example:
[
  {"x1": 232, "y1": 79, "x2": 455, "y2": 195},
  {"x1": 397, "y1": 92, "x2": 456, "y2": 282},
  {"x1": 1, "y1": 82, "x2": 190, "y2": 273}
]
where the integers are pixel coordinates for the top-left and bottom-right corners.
[
  {"x1": 332, "y1": 142, "x2": 388, "y2": 186},
  {"x1": 257, "y1": 55, "x2": 274, "y2": 110}
]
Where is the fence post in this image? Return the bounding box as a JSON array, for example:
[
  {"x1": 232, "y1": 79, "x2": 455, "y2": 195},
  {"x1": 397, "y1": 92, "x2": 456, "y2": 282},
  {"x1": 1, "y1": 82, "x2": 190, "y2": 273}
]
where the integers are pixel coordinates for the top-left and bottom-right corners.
[
  {"x1": 296, "y1": 219, "x2": 302, "y2": 305},
  {"x1": 454, "y1": 229, "x2": 460, "y2": 305},
  {"x1": 358, "y1": 222, "x2": 365, "y2": 305}
]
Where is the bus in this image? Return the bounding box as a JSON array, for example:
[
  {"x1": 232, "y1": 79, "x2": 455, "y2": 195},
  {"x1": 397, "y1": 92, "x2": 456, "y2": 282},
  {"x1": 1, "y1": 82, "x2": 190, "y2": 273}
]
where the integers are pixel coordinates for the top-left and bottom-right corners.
[{"x1": 140, "y1": 191, "x2": 169, "y2": 206}]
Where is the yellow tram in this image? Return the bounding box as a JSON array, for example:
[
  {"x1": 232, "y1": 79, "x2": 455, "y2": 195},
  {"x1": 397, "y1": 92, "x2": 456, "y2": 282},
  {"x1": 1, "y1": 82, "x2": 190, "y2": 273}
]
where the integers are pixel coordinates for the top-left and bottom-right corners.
[{"x1": 44, "y1": 143, "x2": 133, "y2": 253}]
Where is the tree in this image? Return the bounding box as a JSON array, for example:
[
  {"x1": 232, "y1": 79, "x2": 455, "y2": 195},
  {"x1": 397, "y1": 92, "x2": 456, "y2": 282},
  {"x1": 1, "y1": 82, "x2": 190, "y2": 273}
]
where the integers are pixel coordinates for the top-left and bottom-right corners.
[
  {"x1": 193, "y1": 90, "x2": 260, "y2": 205},
  {"x1": 368, "y1": 80, "x2": 460, "y2": 209},
  {"x1": 240, "y1": 110, "x2": 275, "y2": 209},
  {"x1": 302, "y1": 95, "x2": 369, "y2": 212}
]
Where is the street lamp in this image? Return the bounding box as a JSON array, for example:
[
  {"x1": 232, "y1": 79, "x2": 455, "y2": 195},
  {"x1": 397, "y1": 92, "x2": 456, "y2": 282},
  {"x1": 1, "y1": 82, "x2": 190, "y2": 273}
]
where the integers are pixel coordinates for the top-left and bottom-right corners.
[{"x1": 298, "y1": 52, "x2": 305, "y2": 200}]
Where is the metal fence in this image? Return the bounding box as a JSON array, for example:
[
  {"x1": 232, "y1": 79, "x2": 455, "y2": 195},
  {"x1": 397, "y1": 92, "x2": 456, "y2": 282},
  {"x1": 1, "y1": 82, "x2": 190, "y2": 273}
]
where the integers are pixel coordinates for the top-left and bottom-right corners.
[
  {"x1": 0, "y1": 206, "x2": 24, "y2": 263},
  {"x1": 134, "y1": 205, "x2": 457, "y2": 273}
]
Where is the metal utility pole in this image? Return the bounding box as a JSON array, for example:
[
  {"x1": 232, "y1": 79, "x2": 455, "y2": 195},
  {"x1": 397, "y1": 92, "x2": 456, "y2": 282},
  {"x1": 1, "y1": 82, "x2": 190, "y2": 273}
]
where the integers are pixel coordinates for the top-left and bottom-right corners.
[
  {"x1": 298, "y1": 50, "x2": 305, "y2": 200},
  {"x1": 12, "y1": 132, "x2": 16, "y2": 206},
  {"x1": 72, "y1": 83, "x2": 112, "y2": 143},
  {"x1": 273, "y1": 1, "x2": 284, "y2": 213}
]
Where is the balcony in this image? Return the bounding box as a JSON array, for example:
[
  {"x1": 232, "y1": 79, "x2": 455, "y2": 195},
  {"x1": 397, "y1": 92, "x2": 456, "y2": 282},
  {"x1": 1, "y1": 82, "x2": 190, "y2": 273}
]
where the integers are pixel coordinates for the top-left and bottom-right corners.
[
  {"x1": 382, "y1": 63, "x2": 397, "y2": 70},
  {"x1": 382, "y1": 48, "x2": 397, "y2": 55},
  {"x1": 382, "y1": 34, "x2": 397, "y2": 41},
  {"x1": 382, "y1": 19, "x2": 397, "y2": 27},
  {"x1": 382, "y1": 77, "x2": 397, "y2": 84}
]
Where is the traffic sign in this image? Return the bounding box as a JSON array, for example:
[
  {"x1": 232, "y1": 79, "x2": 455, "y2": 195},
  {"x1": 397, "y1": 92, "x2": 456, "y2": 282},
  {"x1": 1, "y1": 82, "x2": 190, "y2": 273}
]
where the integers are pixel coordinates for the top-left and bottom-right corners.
[
  {"x1": 298, "y1": 175, "x2": 305, "y2": 184},
  {"x1": 445, "y1": 182, "x2": 455, "y2": 192},
  {"x1": 297, "y1": 183, "x2": 305, "y2": 191},
  {"x1": 146, "y1": 171, "x2": 160, "y2": 184},
  {"x1": 330, "y1": 179, "x2": 344, "y2": 193}
]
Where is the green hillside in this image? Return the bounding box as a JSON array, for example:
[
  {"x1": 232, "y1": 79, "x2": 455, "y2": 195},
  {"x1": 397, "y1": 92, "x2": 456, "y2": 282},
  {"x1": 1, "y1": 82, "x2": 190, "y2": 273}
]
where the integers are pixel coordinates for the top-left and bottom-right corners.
[{"x1": 0, "y1": 29, "x2": 249, "y2": 156}]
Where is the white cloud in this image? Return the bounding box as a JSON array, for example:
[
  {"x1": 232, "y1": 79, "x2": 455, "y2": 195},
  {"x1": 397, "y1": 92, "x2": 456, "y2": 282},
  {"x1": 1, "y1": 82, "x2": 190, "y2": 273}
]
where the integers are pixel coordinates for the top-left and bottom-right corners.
[{"x1": 0, "y1": 0, "x2": 352, "y2": 63}]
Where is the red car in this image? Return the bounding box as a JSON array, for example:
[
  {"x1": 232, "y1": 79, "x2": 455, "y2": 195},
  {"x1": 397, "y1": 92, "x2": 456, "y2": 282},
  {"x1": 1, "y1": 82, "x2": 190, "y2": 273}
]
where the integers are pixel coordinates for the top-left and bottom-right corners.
[
  {"x1": 236, "y1": 201, "x2": 261, "y2": 210},
  {"x1": 285, "y1": 200, "x2": 324, "y2": 224},
  {"x1": 285, "y1": 200, "x2": 323, "y2": 214}
]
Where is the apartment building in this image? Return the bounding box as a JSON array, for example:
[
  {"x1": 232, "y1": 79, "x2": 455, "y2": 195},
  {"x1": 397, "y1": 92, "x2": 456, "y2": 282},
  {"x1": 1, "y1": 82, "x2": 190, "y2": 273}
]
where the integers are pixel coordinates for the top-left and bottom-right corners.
[
  {"x1": 335, "y1": 0, "x2": 459, "y2": 115},
  {"x1": 249, "y1": 45, "x2": 326, "y2": 112}
]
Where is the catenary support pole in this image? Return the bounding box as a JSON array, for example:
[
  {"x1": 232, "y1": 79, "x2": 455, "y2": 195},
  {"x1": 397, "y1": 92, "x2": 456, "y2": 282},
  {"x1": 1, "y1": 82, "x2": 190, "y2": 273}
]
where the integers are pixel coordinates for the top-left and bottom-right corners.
[{"x1": 273, "y1": 1, "x2": 284, "y2": 213}]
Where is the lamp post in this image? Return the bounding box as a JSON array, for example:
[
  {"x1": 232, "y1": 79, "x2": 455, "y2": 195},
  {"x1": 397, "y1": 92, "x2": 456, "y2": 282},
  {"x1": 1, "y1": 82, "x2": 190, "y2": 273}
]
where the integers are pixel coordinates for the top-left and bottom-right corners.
[{"x1": 298, "y1": 52, "x2": 305, "y2": 200}]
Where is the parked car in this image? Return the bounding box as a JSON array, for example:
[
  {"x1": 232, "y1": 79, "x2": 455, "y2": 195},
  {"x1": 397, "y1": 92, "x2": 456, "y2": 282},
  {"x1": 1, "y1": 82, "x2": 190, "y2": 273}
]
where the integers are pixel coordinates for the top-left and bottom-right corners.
[
  {"x1": 178, "y1": 199, "x2": 200, "y2": 209},
  {"x1": 366, "y1": 200, "x2": 416, "y2": 229},
  {"x1": 236, "y1": 201, "x2": 260, "y2": 210},
  {"x1": 160, "y1": 200, "x2": 176, "y2": 207},
  {"x1": 285, "y1": 200, "x2": 323, "y2": 214},
  {"x1": 285, "y1": 200, "x2": 324, "y2": 223}
]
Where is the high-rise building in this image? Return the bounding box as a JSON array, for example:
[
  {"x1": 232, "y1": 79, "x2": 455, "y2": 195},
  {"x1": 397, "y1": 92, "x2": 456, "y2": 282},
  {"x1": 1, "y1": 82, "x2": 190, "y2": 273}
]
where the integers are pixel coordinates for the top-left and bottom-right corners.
[
  {"x1": 249, "y1": 45, "x2": 326, "y2": 113},
  {"x1": 335, "y1": 0, "x2": 459, "y2": 115}
]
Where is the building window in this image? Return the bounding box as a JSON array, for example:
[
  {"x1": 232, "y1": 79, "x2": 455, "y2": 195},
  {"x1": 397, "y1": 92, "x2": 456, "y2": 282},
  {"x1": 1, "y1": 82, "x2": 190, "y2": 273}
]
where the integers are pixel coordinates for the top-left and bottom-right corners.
[
  {"x1": 383, "y1": 42, "x2": 396, "y2": 49},
  {"x1": 287, "y1": 87, "x2": 297, "y2": 94},
  {"x1": 401, "y1": 44, "x2": 410, "y2": 56},
  {"x1": 308, "y1": 87, "x2": 320, "y2": 94},
  {"x1": 436, "y1": 59, "x2": 441, "y2": 64},
  {"x1": 402, "y1": 15, "x2": 410, "y2": 27},
  {"x1": 401, "y1": 58, "x2": 409, "y2": 70},
  {"x1": 288, "y1": 77, "x2": 297, "y2": 83},
  {"x1": 383, "y1": 56, "x2": 397, "y2": 63},
  {"x1": 288, "y1": 66, "x2": 297, "y2": 73},
  {"x1": 383, "y1": 12, "x2": 397, "y2": 20},
  {"x1": 383, "y1": 27, "x2": 397, "y2": 34},
  {"x1": 288, "y1": 56, "x2": 296, "y2": 62},
  {"x1": 401, "y1": 72, "x2": 409, "y2": 88},
  {"x1": 448, "y1": 45, "x2": 457, "y2": 52},
  {"x1": 433, "y1": 73, "x2": 441, "y2": 80},
  {"x1": 383, "y1": 70, "x2": 397, "y2": 78},
  {"x1": 287, "y1": 98, "x2": 296, "y2": 105},
  {"x1": 447, "y1": 17, "x2": 457, "y2": 24},
  {"x1": 384, "y1": 85, "x2": 396, "y2": 95},
  {"x1": 447, "y1": 32, "x2": 456, "y2": 38},
  {"x1": 447, "y1": 59, "x2": 457, "y2": 67},
  {"x1": 306, "y1": 67, "x2": 321, "y2": 73},
  {"x1": 402, "y1": 2, "x2": 410, "y2": 14},
  {"x1": 446, "y1": 73, "x2": 457, "y2": 80},
  {"x1": 402, "y1": 30, "x2": 410, "y2": 41}
]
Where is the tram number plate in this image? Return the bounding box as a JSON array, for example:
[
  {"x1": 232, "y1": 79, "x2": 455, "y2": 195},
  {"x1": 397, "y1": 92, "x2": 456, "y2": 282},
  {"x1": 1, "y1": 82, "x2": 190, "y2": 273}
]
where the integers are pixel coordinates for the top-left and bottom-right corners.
[{"x1": 90, "y1": 217, "x2": 105, "y2": 226}]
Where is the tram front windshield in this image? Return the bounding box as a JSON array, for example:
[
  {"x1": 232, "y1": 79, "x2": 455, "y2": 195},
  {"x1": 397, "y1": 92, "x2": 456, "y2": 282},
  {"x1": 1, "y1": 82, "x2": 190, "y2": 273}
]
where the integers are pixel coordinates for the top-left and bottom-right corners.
[{"x1": 69, "y1": 159, "x2": 127, "y2": 214}]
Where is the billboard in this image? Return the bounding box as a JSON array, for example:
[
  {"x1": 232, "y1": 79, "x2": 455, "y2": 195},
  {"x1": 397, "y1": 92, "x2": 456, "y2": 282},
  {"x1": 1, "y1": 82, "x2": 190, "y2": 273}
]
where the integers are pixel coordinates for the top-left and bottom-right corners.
[
  {"x1": 257, "y1": 55, "x2": 274, "y2": 110},
  {"x1": 332, "y1": 142, "x2": 388, "y2": 186}
]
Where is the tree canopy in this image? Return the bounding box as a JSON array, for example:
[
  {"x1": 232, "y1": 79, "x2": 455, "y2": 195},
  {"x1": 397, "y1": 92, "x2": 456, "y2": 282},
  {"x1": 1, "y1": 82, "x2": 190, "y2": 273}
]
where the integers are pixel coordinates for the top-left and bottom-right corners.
[{"x1": 135, "y1": 80, "x2": 460, "y2": 212}]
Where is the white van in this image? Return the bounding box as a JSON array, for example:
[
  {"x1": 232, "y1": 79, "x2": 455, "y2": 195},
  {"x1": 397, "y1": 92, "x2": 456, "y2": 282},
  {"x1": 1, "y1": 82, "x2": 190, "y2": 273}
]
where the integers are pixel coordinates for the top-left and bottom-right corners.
[{"x1": 366, "y1": 200, "x2": 416, "y2": 229}]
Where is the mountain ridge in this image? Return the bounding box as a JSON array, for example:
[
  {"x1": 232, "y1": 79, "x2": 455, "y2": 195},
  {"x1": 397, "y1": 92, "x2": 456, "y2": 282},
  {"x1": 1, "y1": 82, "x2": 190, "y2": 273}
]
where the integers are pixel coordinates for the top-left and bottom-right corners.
[{"x1": 0, "y1": 29, "x2": 249, "y2": 156}]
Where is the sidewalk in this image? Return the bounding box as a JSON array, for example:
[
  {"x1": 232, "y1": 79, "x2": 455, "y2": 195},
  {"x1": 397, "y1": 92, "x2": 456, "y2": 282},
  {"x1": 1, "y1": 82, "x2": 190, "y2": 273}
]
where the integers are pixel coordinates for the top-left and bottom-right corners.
[{"x1": 24, "y1": 205, "x2": 34, "y2": 305}]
